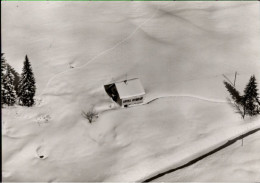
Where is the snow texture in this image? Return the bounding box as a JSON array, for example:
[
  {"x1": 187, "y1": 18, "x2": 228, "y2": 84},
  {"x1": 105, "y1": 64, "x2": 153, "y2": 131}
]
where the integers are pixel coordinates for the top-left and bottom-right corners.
[
  {"x1": 2, "y1": 1, "x2": 260, "y2": 182},
  {"x1": 154, "y1": 131, "x2": 260, "y2": 182}
]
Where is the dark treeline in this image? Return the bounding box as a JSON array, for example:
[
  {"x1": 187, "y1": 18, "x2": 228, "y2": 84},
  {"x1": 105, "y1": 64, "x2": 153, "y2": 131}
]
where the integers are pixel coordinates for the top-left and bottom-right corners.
[{"x1": 1, "y1": 53, "x2": 36, "y2": 107}]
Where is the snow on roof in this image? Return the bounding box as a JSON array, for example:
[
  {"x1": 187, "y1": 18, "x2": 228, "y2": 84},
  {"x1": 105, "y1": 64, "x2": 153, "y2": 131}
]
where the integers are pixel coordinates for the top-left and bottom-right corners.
[{"x1": 115, "y1": 78, "x2": 145, "y2": 99}]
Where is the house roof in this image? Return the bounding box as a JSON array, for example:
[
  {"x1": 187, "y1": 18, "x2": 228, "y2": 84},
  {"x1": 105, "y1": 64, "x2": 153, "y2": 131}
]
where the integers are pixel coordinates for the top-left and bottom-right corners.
[{"x1": 115, "y1": 78, "x2": 145, "y2": 99}]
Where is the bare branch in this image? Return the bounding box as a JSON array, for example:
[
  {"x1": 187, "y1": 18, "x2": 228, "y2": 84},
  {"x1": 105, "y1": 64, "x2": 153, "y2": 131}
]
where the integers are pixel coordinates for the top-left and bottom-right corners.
[
  {"x1": 223, "y1": 74, "x2": 234, "y2": 87},
  {"x1": 226, "y1": 97, "x2": 244, "y2": 119}
]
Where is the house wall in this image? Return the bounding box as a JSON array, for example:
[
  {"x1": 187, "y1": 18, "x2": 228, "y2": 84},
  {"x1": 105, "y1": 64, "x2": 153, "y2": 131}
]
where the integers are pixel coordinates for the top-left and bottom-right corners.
[
  {"x1": 121, "y1": 95, "x2": 144, "y2": 107},
  {"x1": 117, "y1": 97, "x2": 122, "y2": 106},
  {"x1": 104, "y1": 84, "x2": 119, "y2": 102}
]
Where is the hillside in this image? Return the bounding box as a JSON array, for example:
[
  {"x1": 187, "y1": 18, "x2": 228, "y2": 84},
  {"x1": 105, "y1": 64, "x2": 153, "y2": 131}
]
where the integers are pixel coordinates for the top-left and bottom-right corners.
[
  {"x1": 154, "y1": 130, "x2": 260, "y2": 182},
  {"x1": 2, "y1": 1, "x2": 260, "y2": 182}
]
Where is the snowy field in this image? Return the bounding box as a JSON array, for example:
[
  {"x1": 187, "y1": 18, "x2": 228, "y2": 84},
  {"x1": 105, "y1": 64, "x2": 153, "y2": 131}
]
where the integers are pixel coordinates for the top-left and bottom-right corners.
[
  {"x1": 2, "y1": 1, "x2": 260, "y2": 182},
  {"x1": 154, "y1": 130, "x2": 260, "y2": 182}
]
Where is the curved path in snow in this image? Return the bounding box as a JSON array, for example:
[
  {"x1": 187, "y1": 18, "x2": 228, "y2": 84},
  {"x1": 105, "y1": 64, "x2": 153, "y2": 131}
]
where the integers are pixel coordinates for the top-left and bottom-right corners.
[
  {"x1": 144, "y1": 95, "x2": 227, "y2": 105},
  {"x1": 99, "y1": 94, "x2": 227, "y2": 115},
  {"x1": 39, "y1": 5, "x2": 162, "y2": 96}
]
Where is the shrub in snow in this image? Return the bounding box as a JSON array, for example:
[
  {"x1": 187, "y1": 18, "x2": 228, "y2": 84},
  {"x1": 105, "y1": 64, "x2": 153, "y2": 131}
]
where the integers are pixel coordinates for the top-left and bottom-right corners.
[
  {"x1": 2, "y1": 66, "x2": 17, "y2": 106},
  {"x1": 82, "y1": 108, "x2": 98, "y2": 123},
  {"x1": 18, "y1": 55, "x2": 36, "y2": 107},
  {"x1": 224, "y1": 74, "x2": 260, "y2": 118}
]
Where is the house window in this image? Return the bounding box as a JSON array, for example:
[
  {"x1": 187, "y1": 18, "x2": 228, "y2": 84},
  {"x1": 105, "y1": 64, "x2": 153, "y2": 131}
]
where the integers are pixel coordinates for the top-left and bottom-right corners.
[
  {"x1": 132, "y1": 97, "x2": 143, "y2": 101},
  {"x1": 123, "y1": 99, "x2": 131, "y2": 103}
]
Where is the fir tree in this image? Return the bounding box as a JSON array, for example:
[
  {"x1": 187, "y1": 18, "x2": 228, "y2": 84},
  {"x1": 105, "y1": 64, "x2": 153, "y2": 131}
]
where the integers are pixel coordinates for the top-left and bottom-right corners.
[
  {"x1": 2, "y1": 66, "x2": 17, "y2": 106},
  {"x1": 1, "y1": 53, "x2": 7, "y2": 78},
  {"x1": 6, "y1": 63, "x2": 20, "y2": 95},
  {"x1": 243, "y1": 75, "x2": 260, "y2": 116},
  {"x1": 224, "y1": 81, "x2": 242, "y2": 104},
  {"x1": 18, "y1": 55, "x2": 36, "y2": 107},
  {"x1": 224, "y1": 80, "x2": 245, "y2": 118},
  {"x1": 1, "y1": 53, "x2": 7, "y2": 106}
]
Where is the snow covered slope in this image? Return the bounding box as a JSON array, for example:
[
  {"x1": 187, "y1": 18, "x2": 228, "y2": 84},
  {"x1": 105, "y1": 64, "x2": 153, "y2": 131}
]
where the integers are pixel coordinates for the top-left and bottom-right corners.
[
  {"x1": 154, "y1": 130, "x2": 260, "y2": 182},
  {"x1": 2, "y1": 2, "x2": 260, "y2": 95},
  {"x1": 2, "y1": 1, "x2": 260, "y2": 182}
]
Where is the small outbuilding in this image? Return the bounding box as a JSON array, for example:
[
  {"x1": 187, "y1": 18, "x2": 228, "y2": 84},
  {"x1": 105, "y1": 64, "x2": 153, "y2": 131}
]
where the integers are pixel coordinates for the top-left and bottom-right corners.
[{"x1": 104, "y1": 78, "x2": 145, "y2": 108}]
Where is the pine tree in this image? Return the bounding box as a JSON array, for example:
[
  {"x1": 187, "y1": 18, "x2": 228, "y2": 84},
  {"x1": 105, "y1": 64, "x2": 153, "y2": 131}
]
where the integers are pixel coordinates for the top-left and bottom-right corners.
[
  {"x1": 18, "y1": 55, "x2": 36, "y2": 107},
  {"x1": 224, "y1": 81, "x2": 245, "y2": 118},
  {"x1": 243, "y1": 75, "x2": 260, "y2": 116},
  {"x1": 6, "y1": 63, "x2": 20, "y2": 95},
  {"x1": 1, "y1": 53, "x2": 6, "y2": 77},
  {"x1": 2, "y1": 66, "x2": 17, "y2": 106},
  {"x1": 1, "y1": 53, "x2": 7, "y2": 106},
  {"x1": 224, "y1": 81, "x2": 242, "y2": 104}
]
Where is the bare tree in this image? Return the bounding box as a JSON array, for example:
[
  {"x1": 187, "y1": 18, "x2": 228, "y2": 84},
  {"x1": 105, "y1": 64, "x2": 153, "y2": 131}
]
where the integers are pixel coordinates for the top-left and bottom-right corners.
[{"x1": 82, "y1": 107, "x2": 98, "y2": 123}]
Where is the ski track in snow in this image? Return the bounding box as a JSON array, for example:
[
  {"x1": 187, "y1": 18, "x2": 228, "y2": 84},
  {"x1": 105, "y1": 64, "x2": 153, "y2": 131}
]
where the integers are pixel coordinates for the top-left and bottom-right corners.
[
  {"x1": 117, "y1": 95, "x2": 228, "y2": 108},
  {"x1": 39, "y1": 4, "x2": 164, "y2": 97},
  {"x1": 145, "y1": 95, "x2": 227, "y2": 105},
  {"x1": 38, "y1": 2, "x2": 250, "y2": 99},
  {"x1": 100, "y1": 94, "x2": 227, "y2": 114},
  {"x1": 120, "y1": 94, "x2": 227, "y2": 110}
]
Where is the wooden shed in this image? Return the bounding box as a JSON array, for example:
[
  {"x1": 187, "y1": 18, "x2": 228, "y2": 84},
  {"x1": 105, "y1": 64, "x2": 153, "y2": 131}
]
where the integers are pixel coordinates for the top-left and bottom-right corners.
[{"x1": 104, "y1": 78, "x2": 145, "y2": 108}]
